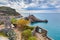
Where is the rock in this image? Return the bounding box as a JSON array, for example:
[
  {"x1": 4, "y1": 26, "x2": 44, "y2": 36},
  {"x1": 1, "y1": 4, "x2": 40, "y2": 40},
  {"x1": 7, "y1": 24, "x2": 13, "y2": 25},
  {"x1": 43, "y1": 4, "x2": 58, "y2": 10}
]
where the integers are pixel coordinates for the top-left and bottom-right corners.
[{"x1": 25, "y1": 15, "x2": 48, "y2": 23}]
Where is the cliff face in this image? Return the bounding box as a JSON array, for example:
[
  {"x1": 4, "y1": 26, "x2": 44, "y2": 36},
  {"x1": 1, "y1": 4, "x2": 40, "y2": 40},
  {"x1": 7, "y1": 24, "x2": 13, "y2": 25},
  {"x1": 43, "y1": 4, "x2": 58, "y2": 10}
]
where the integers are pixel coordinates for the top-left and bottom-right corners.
[
  {"x1": 0, "y1": 6, "x2": 21, "y2": 16},
  {"x1": 25, "y1": 15, "x2": 48, "y2": 23}
]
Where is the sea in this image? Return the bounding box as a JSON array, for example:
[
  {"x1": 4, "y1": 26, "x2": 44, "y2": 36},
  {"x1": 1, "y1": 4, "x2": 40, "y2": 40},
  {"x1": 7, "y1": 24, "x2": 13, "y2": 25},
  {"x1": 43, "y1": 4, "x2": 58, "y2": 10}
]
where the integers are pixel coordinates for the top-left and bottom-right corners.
[{"x1": 21, "y1": 13, "x2": 60, "y2": 40}]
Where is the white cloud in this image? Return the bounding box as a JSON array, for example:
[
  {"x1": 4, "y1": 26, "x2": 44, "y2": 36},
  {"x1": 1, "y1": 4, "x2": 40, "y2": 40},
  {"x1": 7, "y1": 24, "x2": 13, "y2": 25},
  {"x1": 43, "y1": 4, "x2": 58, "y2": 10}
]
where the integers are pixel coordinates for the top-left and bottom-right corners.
[
  {"x1": 17, "y1": 10, "x2": 60, "y2": 13},
  {"x1": 0, "y1": 0, "x2": 8, "y2": 4},
  {"x1": 28, "y1": 3, "x2": 37, "y2": 7},
  {"x1": 3, "y1": 0, "x2": 7, "y2": 1},
  {"x1": 0, "y1": 0, "x2": 60, "y2": 13},
  {"x1": 39, "y1": 4, "x2": 49, "y2": 8}
]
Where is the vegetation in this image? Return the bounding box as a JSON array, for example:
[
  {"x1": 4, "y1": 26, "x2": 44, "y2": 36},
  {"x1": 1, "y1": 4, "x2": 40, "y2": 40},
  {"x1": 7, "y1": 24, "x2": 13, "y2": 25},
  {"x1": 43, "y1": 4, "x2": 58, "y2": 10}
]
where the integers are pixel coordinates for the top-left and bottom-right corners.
[
  {"x1": 11, "y1": 18, "x2": 34, "y2": 30},
  {"x1": 0, "y1": 6, "x2": 20, "y2": 16},
  {"x1": 23, "y1": 26, "x2": 34, "y2": 30},
  {"x1": 10, "y1": 18, "x2": 35, "y2": 40},
  {"x1": 0, "y1": 29, "x2": 16, "y2": 40},
  {"x1": 17, "y1": 18, "x2": 30, "y2": 26},
  {"x1": 28, "y1": 36, "x2": 37, "y2": 40},
  {"x1": 0, "y1": 32, "x2": 8, "y2": 37},
  {"x1": 16, "y1": 18, "x2": 30, "y2": 30},
  {"x1": 11, "y1": 18, "x2": 17, "y2": 24},
  {"x1": 22, "y1": 29, "x2": 32, "y2": 40},
  {"x1": 22, "y1": 28, "x2": 37, "y2": 40}
]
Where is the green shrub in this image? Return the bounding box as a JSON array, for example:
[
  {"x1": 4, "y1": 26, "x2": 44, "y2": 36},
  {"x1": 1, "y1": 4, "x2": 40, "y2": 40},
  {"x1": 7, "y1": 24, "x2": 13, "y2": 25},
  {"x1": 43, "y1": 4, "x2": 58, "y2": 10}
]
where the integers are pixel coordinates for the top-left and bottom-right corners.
[
  {"x1": 0, "y1": 21, "x2": 4, "y2": 25},
  {"x1": 24, "y1": 26, "x2": 34, "y2": 30},
  {"x1": 22, "y1": 29, "x2": 32, "y2": 40},
  {"x1": 11, "y1": 18, "x2": 17, "y2": 24},
  {"x1": 28, "y1": 26, "x2": 34, "y2": 30},
  {"x1": 28, "y1": 36, "x2": 37, "y2": 40},
  {"x1": 0, "y1": 32, "x2": 8, "y2": 37}
]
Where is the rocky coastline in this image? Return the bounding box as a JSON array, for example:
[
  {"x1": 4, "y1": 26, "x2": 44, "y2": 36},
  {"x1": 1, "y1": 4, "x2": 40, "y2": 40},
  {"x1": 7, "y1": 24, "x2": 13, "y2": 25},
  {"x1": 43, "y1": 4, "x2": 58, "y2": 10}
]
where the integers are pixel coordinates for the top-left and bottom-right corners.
[
  {"x1": 25, "y1": 15, "x2": 48, "y2": 23},
  {"x1": 0, "y1": 6, "x2": 51, "y2": 40}
]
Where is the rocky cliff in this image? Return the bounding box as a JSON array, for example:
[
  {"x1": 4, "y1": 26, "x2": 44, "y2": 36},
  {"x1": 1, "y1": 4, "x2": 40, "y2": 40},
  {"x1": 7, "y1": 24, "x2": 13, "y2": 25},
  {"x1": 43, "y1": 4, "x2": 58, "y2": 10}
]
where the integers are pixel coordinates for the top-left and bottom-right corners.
[{"x1": 25, "y1": 15, "x2": 48, "y2": 23}]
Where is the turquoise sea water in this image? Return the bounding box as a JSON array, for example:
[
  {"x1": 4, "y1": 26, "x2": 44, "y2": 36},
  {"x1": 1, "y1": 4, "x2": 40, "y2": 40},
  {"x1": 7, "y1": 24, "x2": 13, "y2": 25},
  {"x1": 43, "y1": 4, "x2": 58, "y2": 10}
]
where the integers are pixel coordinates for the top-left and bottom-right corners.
[
  {"x1": 30, "y1": 13, "x2": 60, "y2": 40},
  {"x1": 22, "y1": 13, "x2": 60, "y2": 40}
]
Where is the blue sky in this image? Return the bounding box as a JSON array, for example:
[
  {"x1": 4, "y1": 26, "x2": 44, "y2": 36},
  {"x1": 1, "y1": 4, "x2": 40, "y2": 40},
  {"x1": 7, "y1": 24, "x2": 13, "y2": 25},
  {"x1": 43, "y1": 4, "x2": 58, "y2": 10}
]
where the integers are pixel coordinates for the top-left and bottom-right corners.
[{"x1": 0, "y1": 0, "x2": 60, "y2": 13}]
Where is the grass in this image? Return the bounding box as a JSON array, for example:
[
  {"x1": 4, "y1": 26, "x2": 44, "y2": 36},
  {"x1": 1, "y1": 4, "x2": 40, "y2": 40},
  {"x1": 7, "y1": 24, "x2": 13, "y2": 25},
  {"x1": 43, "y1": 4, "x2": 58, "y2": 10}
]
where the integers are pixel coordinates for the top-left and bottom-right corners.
[{"x1": 0, "y1": 32, "x2": 8, "y2": 37}]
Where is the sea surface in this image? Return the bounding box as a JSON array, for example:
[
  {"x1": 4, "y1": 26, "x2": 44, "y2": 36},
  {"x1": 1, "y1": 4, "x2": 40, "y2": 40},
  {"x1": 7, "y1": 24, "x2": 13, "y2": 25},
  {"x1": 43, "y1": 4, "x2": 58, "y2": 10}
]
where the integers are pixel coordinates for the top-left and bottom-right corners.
[{"x1": 21, "y1": 13, "x2": 60, "y2": 40}]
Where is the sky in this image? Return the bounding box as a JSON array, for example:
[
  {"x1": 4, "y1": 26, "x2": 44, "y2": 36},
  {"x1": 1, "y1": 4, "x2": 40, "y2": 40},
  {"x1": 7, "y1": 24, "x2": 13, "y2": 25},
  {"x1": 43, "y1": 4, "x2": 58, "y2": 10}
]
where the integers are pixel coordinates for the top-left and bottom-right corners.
[{"x1": 0, "y1": 0, "x2": 60, "y2": 13}]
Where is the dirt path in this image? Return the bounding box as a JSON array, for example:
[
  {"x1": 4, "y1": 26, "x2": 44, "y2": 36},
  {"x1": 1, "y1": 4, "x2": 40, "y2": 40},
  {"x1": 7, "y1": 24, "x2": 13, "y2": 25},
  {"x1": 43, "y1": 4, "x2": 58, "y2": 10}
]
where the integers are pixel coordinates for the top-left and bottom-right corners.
[{"x1": 14, "y1": 28, "x2": 21, "y2": 40}]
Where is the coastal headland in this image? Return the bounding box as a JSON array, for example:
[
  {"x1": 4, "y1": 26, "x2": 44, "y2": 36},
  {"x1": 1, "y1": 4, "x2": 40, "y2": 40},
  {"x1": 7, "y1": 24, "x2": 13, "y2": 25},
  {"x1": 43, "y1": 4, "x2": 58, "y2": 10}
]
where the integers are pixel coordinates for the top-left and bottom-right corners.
[{"x1": 0, "y1": 6, "x2": 51, "y2": 40}]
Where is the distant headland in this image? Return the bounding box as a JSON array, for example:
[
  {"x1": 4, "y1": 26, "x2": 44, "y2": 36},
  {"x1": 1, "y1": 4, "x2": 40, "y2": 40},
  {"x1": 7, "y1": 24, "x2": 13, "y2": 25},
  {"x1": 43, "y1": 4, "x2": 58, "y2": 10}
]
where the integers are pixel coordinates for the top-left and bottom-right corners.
[{"x1": 25, "y1": 15, "x2": 48, "y2": 23}]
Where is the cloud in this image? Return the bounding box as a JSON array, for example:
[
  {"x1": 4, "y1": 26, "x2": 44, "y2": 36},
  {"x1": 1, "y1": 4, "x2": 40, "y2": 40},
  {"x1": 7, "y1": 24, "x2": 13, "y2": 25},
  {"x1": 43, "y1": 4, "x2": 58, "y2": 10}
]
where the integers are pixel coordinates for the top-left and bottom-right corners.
[
  {"x1": 17, "y1": 9, "x2": 60, "y2": 14},
  {"x1": 0, "y1": 0, "x2": 60, "y2": 13}
]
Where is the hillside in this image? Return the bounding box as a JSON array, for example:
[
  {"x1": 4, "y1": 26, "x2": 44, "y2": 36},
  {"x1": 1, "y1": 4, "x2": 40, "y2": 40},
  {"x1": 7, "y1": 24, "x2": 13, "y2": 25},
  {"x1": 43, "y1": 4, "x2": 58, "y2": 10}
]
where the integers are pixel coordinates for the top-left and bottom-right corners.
[{"x1": 0, "y1": 6, "x2": 20, "y2": 16}]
